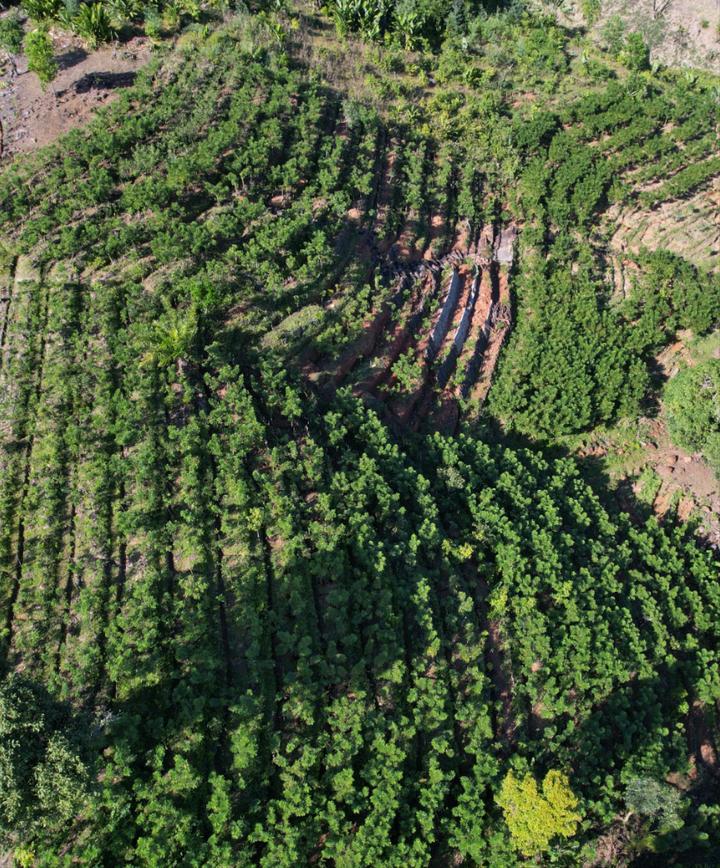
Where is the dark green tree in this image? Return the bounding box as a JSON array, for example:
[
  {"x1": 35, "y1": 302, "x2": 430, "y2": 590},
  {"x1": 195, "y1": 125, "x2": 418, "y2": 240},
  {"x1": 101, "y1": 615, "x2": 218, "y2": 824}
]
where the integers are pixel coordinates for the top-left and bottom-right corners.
[{"x1": 0, "y1": 675, "x2": 93, "y2": 855}]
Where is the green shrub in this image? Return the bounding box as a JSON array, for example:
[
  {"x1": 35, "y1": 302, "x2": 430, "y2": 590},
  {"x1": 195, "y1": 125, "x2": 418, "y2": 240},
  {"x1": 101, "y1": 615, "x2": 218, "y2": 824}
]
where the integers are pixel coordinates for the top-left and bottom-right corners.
[
  {"x1": 664, "y1": 359, "x2": 720, "y2": 474},
  {"x1": 580, "y1": 0, "x2": 601, "y2": 26},
  {"x1": 24, "y1": 26, "x2": 57, "y2": 87},
  {"x1": 497, "y1": 770, "x2": 582, "y2": 857},
  {"x1": 21, "y1": 0, "x2": 63, "y2": 21},
  {"x1": 622, "y1": 251, "x2": 720, "y2": 353},
  {"x1": 625, "y1": 778, "x2": 685, "y2": 834},
  {"x1": 143, "y1": 5, "x2": 163, "y2": 39},
  {"x1": 0, "y1": 675, "x2": 92, "y2": 852},
  {"x1": 601, "y1": 13, "x2": 625, "y2": 56},
  {"x1": 57, "y1": 0, "x2": 79, "y2": 28},
  {"x1": 621, "y1": 31, "x2": 650, "y2": 71},
  {"x1": 106, "y1": 0, "x2": 144, "y2": 26},
  {"x1": 0, "y1": 11, "x2": 25, "y2": 55}
]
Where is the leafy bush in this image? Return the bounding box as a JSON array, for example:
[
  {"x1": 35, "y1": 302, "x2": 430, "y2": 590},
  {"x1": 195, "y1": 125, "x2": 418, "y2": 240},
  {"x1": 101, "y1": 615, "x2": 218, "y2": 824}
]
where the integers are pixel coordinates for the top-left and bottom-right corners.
[
  {"x1": 142, "y1": 4, "x2": 164, "y2": 38},
  {"x1": 580, "y1": 0, "x2": 601, "y2": 26},
  {"x1": 390, "y1": 348, "x2": 423, "y2": 392},
  {"x1": 24, "y1": 26, "x2": 57, "y2": 87},
  {"x1": 601, "y1": 13, "x2": 625, "y2": 56},
  {"x1": 106, "y1": 0, "x2": 144, "y2": 26},
  {"x1": 489, "y1": 253, "x2": 648, "y2": 438},
  {"x1": 57, "y1": 0, "x2": 80, "y2": 28},
  {"x1": 622, "y1": 252, "x2": 720, "y2": 355},
  {"x1": 0, "y1": 11, "x2": 25, "y2": 55},
  {"x1": 625, "y1": 778, "x2": 685, "y2": 834},
  {"x1": 21, "y1": 0, "x2": 63, "y2": 21},
  {"x1": 664, "y1": 359, "x2": 720, "y2": 474},
  {"x1": 621, "y1": 31, "x2": 650, "y2": 71},
  {"x1": 0, "y1": 675, "x2": 92, "y2": 851},
  {"x1": 497, "y1": 771, "x2": 582, "y2": 857},
  {"x1": 0, "y1": 16, "x2": 719, "y2": 867}
]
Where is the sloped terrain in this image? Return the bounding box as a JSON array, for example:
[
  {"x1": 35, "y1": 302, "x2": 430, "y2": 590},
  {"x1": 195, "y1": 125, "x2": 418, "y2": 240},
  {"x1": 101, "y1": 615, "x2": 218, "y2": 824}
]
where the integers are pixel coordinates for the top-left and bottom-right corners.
[
  {"x1": 0, "y1": 9, "x2": 719, "y2": 868},
  {"x1": 597, "y1": 0, "x2": 720, "y2": 73}
]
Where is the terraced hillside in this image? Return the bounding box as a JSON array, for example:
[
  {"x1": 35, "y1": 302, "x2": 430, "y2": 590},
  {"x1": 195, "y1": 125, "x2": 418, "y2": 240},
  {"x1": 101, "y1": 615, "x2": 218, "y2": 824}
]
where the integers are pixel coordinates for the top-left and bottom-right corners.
[
  {"x1": 302, "y1": 223, "x2": 515, "y2": 433},
  {"x1": 1, "y1": 9, "x2": 720, "y2": 867}
]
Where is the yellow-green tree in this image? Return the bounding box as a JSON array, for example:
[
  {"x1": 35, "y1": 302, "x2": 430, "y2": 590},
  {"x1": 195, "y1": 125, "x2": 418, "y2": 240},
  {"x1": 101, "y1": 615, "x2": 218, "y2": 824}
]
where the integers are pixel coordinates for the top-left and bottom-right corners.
[{"x1": 497, "y1": 770, "x2": 582, "y2": 857}]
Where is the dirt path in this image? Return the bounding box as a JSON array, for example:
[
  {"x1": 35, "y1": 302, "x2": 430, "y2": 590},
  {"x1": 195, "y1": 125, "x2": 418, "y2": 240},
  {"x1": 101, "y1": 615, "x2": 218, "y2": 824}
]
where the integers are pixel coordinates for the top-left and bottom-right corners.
[
  {"x1": 467, "y1": 266, "x2": 512, "y2": 404},
  {"x1": 0, "y1": 25, "x2": 151, "y2": 160},
  {"x1": 486, "y1": 617, "x2": 517, "y2": 747},
  {"x1": 687, "y1": 700, "x2": 720, "y2": 779},
  {"x1": 461, "y1": 562, "x2": 517, "y2": 748}
]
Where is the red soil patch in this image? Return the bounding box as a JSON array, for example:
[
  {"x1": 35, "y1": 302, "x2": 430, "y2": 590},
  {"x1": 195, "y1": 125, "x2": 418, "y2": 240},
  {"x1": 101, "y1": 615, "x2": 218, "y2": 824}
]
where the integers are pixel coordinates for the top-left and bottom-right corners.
[
  {"x1": 323, "y1": 304, "x2": 392, "y2": 388},
  {"x1": 409, "y1": 264, "x2": 474, "y2": 426},
  {"x1": 408, "y1": 385, "x2": 436, "y2": 430},
  {"x1": 423, "y1": 213, "x2": 446, "y2": 260},
  {"x1": 334, "y1": 321, "x2": 387, "y2": 383},
  {"x1": 453, "y1": 264, "x2": 493, "y2": 399},
  {"x1": 468, "y1": 266, "x2": 511, "y2": 404},
  {"x1": 488, "y1": 618, "x2": 517, "y2": 747},
  {"x1": 655, "y1": 330, "x2": 694, "y2": 379},
  {"x1": 452, "y1": 219, "x2": 471, "y2": 256},
  {"x1": 687, "y1": 700, "x2": 720, "y2": 778},
  {"x1": 373, "y1": 270, "x2": 448, "y2": 411},
  {"x1": 654, "y1": 445, "x2": 720, "y2": 536},
  {"x1": 444, "y1": 264, "x2": 473, "y2": 338},
  {"x1": 394, "y1": 217, "x2": 419, "y2": 262},
  {"x1": 476, "y1": 224, "x2": 495, "y2": 264},
  {"x1": 423, "y1": 395, "x2": 459, "y2": 435}
]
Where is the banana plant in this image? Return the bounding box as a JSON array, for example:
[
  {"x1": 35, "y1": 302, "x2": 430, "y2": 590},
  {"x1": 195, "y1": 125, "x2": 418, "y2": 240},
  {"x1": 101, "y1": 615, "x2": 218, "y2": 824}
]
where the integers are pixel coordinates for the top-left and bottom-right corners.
[
  {"x1": 394, "y1": 6, "x2": 421, "y2": 48},
  {"x1": 332, "y1": 0, "x2": 362, "y2": 37},
  {"x1": 72, "y1": 2, "x2": 117, "y2": 49}
]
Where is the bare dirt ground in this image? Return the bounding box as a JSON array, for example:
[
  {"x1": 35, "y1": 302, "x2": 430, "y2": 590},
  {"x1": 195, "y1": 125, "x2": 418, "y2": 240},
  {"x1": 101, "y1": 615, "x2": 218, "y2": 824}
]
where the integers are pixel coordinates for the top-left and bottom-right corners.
[
  {"x1": 0, "y1": 22, "x2": 151, "y2": 159},
  {"x1": 639, "y1": 0, "x2": 720, "y2": 71},
  {"x1": 647, "y1": 432, "x2": 720, "y2": 540},
  {"x1": 557, "y1": 0, "x2": 720, "y2": 72}
]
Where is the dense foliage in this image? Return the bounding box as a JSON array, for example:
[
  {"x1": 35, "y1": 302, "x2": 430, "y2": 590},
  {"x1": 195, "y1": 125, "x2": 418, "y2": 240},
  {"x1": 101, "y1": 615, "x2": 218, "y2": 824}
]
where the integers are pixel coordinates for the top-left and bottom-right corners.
[
  {"x1": 0, "y1": 676, "x2": 92, "y2": 851},
  {"x1": 0, "y1": 9, "x2": 719, "y2": 867},
  {"x1": 488, "y1": 78, "x2": 720, "y2": 439},
  {"x1": 497, "y1": 770, "x2": 581, "y2": 857}
]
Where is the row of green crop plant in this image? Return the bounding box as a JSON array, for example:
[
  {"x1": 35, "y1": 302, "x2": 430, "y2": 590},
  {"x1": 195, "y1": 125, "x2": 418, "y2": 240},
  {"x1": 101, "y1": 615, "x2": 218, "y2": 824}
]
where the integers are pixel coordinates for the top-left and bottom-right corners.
[
  {"x1": 486, "y1": 60, "x2": 720, "y2": 440},
  {"x1": 3, "y1": 15, "x2": 720, "y2": 865},
  {"x1": 6, "y1": 360, "x2": 720, "y2": 862}
]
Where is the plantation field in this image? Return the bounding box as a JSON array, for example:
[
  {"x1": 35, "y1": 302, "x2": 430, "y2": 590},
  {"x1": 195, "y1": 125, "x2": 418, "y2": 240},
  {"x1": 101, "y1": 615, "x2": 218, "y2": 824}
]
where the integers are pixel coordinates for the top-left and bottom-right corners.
[{"x1": 0, "y1": 5, "x2": 720, "y2": 866}]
